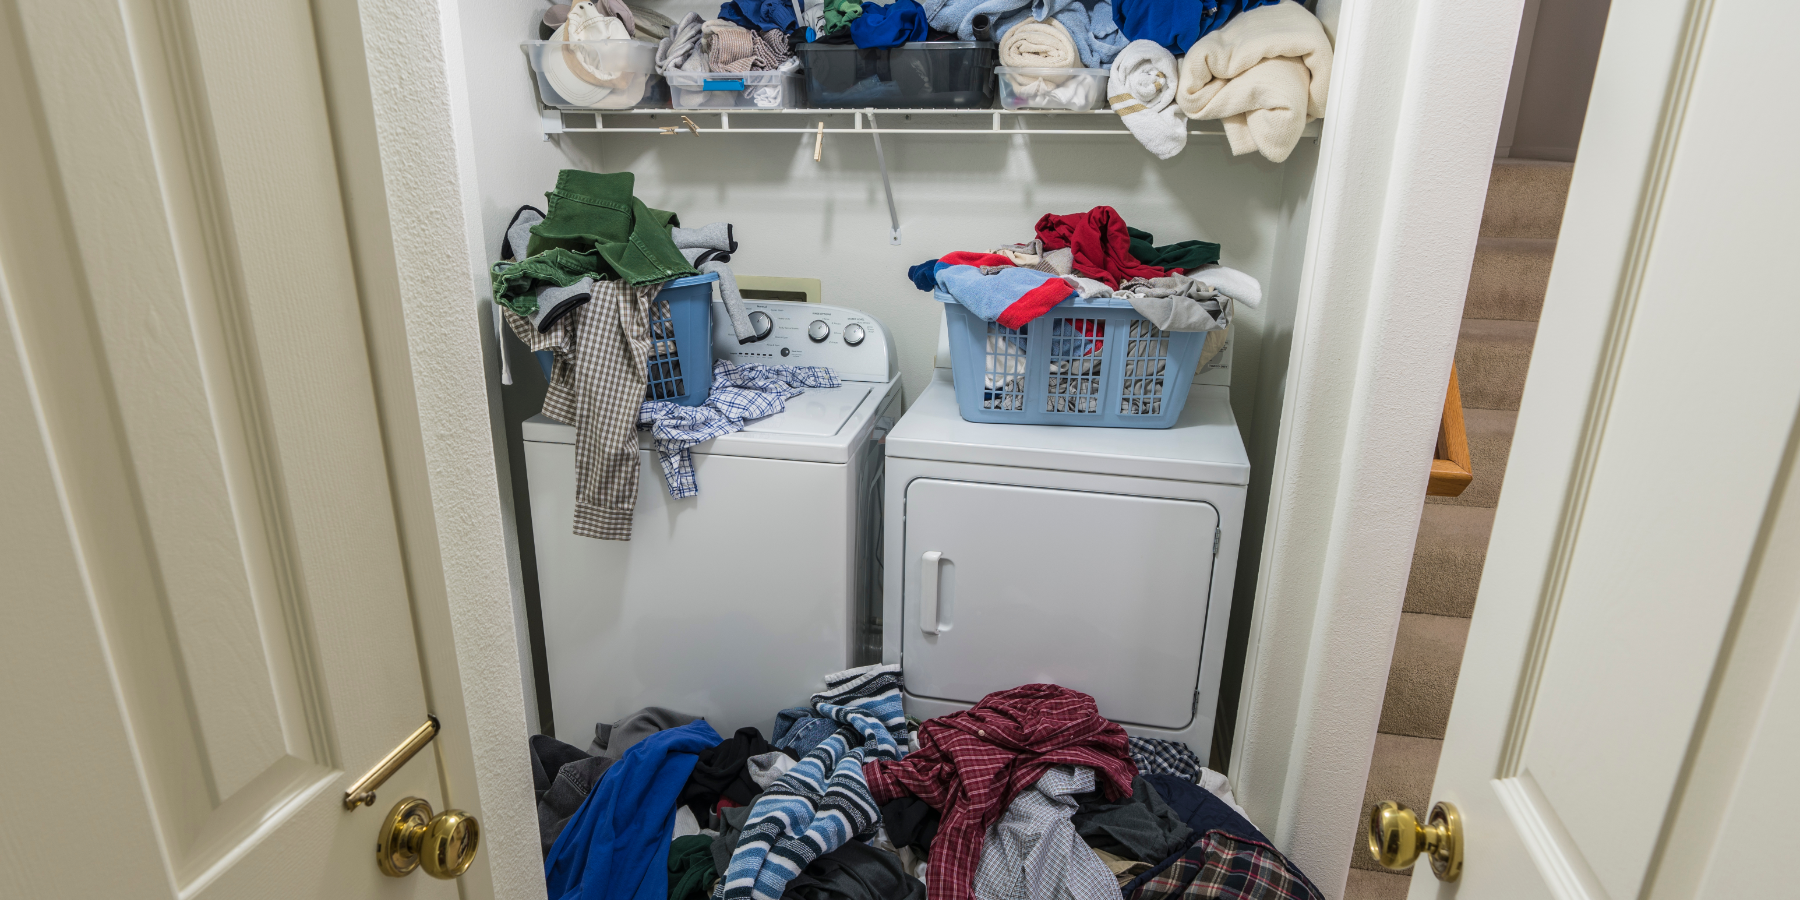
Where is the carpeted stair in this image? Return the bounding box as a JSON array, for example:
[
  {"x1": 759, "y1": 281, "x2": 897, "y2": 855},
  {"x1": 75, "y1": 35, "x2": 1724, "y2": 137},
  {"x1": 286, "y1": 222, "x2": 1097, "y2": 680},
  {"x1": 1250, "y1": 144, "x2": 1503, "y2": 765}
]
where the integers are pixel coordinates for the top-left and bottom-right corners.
[{"x1": 1344, "y1": 159, "x2": 1571, "y2": 899}]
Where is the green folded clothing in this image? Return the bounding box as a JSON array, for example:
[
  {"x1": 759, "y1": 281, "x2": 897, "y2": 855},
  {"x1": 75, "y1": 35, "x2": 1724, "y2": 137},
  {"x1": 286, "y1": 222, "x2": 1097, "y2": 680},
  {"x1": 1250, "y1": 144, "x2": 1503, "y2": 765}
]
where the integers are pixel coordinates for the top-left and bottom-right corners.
[
  {"x1": 493, "y1": 169, "x2": 697, "y2": 316},
  {"x1": 1127, "y1": 226, "x2": 1221, "y2": 271}
]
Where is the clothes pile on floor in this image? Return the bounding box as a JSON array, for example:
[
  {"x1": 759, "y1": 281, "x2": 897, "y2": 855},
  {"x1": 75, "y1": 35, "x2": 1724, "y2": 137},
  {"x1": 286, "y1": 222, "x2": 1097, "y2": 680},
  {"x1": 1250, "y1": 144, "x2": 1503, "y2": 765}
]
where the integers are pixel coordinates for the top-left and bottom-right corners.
[
  {"x1": 1108, "y1": 0, "x2": 1332, "y2": 163},
  {"x1": 529, "y1": 673, "x2": 1321, "y2": 900},
  {"x1": 495, "y1": 169, "x2": 836, "y2": 540},
  {"x1": 906, "y1": 205, "x2": 1259, "y2": 412}
]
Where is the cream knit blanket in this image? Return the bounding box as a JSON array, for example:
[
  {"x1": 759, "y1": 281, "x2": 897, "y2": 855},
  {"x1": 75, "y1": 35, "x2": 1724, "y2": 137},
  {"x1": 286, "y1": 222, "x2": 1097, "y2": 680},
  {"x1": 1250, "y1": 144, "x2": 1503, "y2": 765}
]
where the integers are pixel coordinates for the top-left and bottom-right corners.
[
  {"x1": 999, "y1": 18, "x2": 1081, "y2": 68},
  {"x1": 1175, "y1": 2, "x2": 1331, "y2": 163}
]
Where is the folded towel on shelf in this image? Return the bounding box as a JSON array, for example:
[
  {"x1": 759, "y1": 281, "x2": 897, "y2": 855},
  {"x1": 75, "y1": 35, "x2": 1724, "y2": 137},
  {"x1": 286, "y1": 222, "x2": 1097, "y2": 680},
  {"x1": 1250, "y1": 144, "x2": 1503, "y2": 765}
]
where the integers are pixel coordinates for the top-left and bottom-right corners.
[
  {"x1": 850, "y1": 0, "x2": 930, "y2": 48},
  {"x1": 999, "y1": 17, "x2": 1080, "y2": 67},
  {"x1": 1108, "y1": 41, "x2": 1186, "y2": 159},
  {"x1": 1176, "y1": 1, "x2": 1332, "y2": 163}
]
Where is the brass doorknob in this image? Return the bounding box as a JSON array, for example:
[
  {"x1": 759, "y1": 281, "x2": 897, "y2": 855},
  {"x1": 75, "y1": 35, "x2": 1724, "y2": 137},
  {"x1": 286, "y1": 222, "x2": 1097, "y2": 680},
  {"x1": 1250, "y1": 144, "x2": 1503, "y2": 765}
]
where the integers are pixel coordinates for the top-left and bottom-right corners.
[
  {"x1": 1367, "y1": 800, "x2": 1462, "y2": 882},
  {"x1": 377, "y1": 797, "x2": 481, "y2": 879}
]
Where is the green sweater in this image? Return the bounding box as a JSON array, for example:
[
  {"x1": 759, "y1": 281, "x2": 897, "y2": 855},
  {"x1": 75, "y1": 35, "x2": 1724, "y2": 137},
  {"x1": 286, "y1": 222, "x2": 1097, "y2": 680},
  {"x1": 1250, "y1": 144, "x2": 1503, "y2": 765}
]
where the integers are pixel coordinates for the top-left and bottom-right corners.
[{"x1": 492, "y1": 170, "x2": 697, "y2": 315}]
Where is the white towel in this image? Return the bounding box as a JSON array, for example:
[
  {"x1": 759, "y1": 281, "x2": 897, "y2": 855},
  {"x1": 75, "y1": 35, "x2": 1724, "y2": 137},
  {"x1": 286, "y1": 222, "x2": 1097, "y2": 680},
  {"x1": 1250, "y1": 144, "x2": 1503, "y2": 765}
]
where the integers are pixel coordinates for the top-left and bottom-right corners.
[
  {"x1": 999, "y1": 17, "x2": 1081, "y2": 68},
  {"x1": 1189, "y1": 263, "x2": 1262, "y2": 308},
  {"x1": 1108, "y1": 40, "x2": 1187, "y2": 160},
  {"x1": 1175, "y1": 1, "x2": 1331, "y2": 163}
]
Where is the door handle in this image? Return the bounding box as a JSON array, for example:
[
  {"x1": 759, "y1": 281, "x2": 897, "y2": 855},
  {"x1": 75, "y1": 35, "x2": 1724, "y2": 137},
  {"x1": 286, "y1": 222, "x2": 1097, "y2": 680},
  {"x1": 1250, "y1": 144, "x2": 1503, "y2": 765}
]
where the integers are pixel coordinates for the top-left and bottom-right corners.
[
  {"x1": 378, "y1": 797, "x2": 481, "y2": 879},
  {"x1": 920, "y1": 550, "x2": 943, "y2": 635},
  {"x1": 1367, "y1": 800, "x2": 1462, "y2": 882},
  {"x1": 345, "y1": 716, "x2": 440, "y2": 809}
]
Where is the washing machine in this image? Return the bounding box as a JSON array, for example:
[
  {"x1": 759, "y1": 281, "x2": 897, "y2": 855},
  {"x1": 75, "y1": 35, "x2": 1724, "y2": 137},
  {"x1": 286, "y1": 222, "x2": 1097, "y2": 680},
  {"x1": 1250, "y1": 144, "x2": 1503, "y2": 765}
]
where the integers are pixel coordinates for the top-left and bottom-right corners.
[
  {"x1": 880, "y1": 322, "x2": 1248, "y2": 752},
  {"x1": 523, "y1": 300, "x2": 901, "y2": 741}
]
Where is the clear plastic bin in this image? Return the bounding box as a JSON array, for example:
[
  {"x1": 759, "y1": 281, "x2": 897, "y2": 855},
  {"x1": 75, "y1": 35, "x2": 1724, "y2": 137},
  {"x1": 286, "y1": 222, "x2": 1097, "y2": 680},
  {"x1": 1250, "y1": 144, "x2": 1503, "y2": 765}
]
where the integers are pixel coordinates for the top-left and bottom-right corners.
[
  {"x1": 995, "y1": 66, "x2": 1108, "y2": 111},
  {"x1": 667, "y1": 70, "x2": 804, "y2": 109},
  {"x1": 797, "y1": 41, "x2": 997, "y2": 108},
  {"x1": 943, "y1": 297, "x2": 1208, "y2": 428},
  {"x1": 523, "y1": 39, "x2": 666, "y2": 109}
]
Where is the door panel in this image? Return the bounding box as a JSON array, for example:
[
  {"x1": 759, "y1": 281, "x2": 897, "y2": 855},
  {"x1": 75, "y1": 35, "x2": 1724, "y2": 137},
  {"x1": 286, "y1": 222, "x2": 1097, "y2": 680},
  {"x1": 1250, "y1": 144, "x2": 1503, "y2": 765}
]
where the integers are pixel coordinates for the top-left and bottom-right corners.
[
  {"x1": 0, "y1": 0, "x2": 457, "y2": 891},
  {"x1": 901, "y1": 478, "x2": 1218, "y2": 729},
  {"x1": 1411, "y1": 1, "x2": 1800, "y2": 897}
]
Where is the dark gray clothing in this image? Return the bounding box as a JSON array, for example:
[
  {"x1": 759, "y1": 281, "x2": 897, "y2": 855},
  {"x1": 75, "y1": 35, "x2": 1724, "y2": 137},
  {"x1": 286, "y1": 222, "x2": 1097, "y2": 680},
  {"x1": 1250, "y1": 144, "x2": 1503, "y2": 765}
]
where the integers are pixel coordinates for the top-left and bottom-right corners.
[
  {"x1": 785, "y1": 841, "x2": 926, "y2": 900},
  {"x1": 590, "y1": 706, "x2": 702, "y2": 758},
  {"x1": 529, "y1": 733, "x2": 621, "y2": 857},
  {"x1": 711, "y1": 804, "x2": 757, "y2": 874},
  {"x1": 1071, "y1": 775, "x2": 1194, "y2": 863}
]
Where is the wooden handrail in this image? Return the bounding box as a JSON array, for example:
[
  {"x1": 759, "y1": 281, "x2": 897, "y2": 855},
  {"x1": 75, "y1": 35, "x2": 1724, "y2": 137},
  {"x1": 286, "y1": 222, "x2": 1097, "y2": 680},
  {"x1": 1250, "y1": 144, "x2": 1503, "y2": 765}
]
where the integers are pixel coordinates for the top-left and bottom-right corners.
[{"x1": 1427, "y1": 364, "x2": 1472, "y2": 497}]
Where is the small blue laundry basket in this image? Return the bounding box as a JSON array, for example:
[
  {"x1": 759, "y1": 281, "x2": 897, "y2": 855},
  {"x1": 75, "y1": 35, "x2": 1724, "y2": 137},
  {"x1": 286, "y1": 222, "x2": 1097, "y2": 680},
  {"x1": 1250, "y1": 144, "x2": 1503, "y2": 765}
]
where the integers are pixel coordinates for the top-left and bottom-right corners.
[
  {"x1": 535, "y1": 272, "x2": 718, "y2": 406},
  {"x1": 944, "y1": 297, "x2": 1207, "y2": 428}
]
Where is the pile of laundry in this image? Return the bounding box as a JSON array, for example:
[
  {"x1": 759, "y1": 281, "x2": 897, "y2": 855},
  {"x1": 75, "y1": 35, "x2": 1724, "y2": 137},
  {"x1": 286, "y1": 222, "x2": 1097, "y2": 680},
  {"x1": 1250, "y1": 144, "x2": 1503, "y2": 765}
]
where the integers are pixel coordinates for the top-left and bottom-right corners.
[
  {"x1": 908, "y1": 205, "x2": 1260, "y2": 411},
  {"x1": 529, "y1": 673, "x2": 1323, "y2": 900},
  {"x1": 657, "y1": 6, "x2": 802, "y2": 108},
  {"x1": 494, "y1": 169, "x2": 832, "y2": 541}
]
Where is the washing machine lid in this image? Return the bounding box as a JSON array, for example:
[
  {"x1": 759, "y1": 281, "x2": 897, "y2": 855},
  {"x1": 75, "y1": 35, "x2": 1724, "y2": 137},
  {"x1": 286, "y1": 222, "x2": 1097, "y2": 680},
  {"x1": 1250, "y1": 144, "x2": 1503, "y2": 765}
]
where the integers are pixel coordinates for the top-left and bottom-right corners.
[
  {"x1": 886, "y1": 369, "x2": 1250, "y2": 485},
  {"x1": 738, "y1": 383, "x2": 871, "y2": 436}
]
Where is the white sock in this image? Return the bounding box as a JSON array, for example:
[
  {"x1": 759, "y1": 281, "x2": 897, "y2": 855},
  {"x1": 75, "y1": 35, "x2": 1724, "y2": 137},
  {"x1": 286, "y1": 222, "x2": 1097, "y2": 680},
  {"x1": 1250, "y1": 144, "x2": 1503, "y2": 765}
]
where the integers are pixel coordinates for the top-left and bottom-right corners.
[{"x1": 1109, "y1": 40, "x2": 1187, "y2": 160}]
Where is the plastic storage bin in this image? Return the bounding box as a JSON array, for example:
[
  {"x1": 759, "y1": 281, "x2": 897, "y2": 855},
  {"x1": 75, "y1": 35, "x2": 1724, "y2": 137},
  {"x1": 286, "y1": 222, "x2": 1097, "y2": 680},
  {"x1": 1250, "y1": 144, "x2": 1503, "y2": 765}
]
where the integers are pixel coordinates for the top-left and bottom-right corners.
[
  {"x1": 943, "y1": 297, "x2": 1206, "y2": 428},
  {"x1": 534, "y1": 272, "x2": 720, "y2": 406},
  {"x1": 995, "y1": 66, "x2": 1108, "y2": 110},
  {"x1": 523, "y1": 39, "x2": 666, "y2": 109},
  {"x1": 797, "y1": 42, "x2": 997, "y2": 108},
  {"x1": 667, "y1": 70, "x2": 804, "y2": 109}
]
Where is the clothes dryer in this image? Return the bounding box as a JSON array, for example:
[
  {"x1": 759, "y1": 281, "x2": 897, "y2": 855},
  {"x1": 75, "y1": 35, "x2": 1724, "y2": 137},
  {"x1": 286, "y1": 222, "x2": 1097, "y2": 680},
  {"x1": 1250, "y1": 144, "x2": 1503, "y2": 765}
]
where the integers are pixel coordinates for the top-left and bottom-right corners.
[
  {"x1": 881, "y1": 326, "x2": 1248, "y2": 752},
  {"x1": 523, "y1": 301, "x2": 900, "y2": 741}
]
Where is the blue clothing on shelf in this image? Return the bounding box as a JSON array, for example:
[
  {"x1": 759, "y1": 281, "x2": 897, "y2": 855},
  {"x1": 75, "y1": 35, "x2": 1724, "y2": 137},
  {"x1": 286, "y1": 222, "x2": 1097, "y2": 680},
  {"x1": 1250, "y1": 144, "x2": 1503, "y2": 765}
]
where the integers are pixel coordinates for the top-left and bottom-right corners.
[
  {"x1": 639, "y1": 361, "x2": 839, "y2": 499},
  {"x1": 850, "y1": 0, "x2": 929, "y2": 48},
  {"x1": 719, "y1": 0, "x2": 798, "y2": 32},
  {"x1": 922, "y1": 0, "x2": 1124, "y2": 66},
  {"x1": 544, "y1": 719, "x2": 724, "y2": 900},
  {"x1": 907, "y1": 259, "x2": 940, "y2": 291},
  {"x1": 1112, "y1": 0, "x2": 1287, "y2": 54}
]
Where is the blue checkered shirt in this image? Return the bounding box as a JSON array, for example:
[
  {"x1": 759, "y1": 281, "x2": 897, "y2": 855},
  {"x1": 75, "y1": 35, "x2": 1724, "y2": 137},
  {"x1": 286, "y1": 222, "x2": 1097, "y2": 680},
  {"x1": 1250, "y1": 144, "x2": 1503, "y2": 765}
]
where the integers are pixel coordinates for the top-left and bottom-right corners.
[{"x1": 639, "y1": 360, "x2": 839, "y2": 498}]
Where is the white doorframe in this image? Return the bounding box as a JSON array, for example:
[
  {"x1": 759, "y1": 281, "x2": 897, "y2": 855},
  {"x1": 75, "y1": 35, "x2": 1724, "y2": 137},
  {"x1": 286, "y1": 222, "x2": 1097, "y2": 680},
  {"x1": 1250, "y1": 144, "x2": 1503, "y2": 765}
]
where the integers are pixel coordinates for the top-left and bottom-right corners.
[
  {"x1": 311, "y1": 0, "x2": 543, "y2": 896},
  {"x1": 1229, "y1": 0, "x2": 1523, "y2": 895}
]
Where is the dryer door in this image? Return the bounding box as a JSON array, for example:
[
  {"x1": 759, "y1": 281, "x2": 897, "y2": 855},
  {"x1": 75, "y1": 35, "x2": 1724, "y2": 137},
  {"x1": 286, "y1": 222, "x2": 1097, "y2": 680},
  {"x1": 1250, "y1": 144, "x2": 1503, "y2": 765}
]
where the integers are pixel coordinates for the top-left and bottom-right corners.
[{"x1": 901, "y1": 478, "x2": 1218, "y2": 729}]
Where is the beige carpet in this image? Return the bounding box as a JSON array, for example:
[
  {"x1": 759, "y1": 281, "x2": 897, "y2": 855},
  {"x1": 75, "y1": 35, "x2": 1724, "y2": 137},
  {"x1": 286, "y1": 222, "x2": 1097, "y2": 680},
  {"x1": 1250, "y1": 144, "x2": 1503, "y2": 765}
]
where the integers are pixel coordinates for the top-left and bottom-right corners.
[{"x1": 1343, "y1": 159, "x2": 1570, "y2": 894}]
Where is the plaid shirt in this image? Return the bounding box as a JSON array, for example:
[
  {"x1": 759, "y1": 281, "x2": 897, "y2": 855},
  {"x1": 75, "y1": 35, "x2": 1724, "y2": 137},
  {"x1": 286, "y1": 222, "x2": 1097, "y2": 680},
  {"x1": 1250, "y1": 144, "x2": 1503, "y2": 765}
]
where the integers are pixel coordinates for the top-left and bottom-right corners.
[
  {"x1": 1127, "y1": 832, "x2": 1324, "y2": 900},
  {"x1": 864, "y1": 685, "x2": 1138, "y2": 900},
  {"x1": 971, "y1": 766, "x2": 1122, "y2": 900},
  {"x1": 506, "y1": 279, "x2": 661, "y2": 541},
  {"x1": 639, "y1": 361, "x2": 839, "y2": 498},
  {"x1": 1129, "y1": 737, "x2": 1205, "y2": 783}
]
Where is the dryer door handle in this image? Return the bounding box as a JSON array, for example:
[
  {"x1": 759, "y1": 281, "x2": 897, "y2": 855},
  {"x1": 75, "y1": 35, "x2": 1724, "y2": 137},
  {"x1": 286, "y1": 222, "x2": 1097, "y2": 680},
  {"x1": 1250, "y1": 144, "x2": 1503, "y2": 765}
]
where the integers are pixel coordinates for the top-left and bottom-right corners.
[{"x1": 920, "y1": 551, "x2": 944, "y2": 635}]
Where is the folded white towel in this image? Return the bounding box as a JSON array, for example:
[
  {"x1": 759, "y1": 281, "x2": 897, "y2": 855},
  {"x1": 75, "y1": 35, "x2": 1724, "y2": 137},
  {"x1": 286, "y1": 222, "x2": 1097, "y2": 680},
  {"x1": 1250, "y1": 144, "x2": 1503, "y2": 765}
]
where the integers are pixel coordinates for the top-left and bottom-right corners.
[
  {"x1": 999, "y1": 17, "x2": 1080, "y2": 68},
  {"x1": 1109, "y1": 40, "x2": 1187, "y2": 160},
  {"x1": 1176, "y1": 2, "x2": 1331, "y2": 163}
]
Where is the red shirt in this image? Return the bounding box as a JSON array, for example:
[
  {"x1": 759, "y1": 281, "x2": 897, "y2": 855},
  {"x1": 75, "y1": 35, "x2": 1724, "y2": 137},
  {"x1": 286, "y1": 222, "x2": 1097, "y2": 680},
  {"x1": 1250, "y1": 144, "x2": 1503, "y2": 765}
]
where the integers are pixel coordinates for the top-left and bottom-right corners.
[{"x1": 864, "y1": 684, "x2": 1138, "y2": 900}]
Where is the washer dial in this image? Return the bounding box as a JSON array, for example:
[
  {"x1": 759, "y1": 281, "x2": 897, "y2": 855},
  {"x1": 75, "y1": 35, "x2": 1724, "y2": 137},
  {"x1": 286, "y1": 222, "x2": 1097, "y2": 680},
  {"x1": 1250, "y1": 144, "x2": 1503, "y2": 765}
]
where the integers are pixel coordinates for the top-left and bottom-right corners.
[
  {"x1": 807, "y1": 320, "x2": 830, "y2": 343},
  {"x1": 843, "y1": 323, "x2": 866, "y2": 346}
]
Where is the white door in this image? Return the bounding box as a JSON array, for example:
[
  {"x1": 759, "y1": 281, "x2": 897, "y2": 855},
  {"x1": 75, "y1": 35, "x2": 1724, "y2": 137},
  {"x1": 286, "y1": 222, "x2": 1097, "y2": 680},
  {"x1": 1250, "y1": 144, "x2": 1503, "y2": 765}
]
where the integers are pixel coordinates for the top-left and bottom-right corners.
[
  {"x1": 1376, "y1": 1, "x2": 1800, "y2": 896},
  {"x1": 0, "y1": 0, "x2": 465, "y2": 893},
  {"x1": 902, "y1": 478, "x2": 1219, "y2": 729}
]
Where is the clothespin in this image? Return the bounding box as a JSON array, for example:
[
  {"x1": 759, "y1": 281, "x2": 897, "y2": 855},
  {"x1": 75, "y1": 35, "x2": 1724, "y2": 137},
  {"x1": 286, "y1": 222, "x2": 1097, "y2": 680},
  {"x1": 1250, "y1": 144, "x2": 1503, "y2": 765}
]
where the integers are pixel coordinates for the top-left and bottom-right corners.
[
  {"x1": 814, "y1": 122, "x2": 824, "y2": 162},
  {"x1": 681, "y1": 116, "x2": 700, "y2": 134}
]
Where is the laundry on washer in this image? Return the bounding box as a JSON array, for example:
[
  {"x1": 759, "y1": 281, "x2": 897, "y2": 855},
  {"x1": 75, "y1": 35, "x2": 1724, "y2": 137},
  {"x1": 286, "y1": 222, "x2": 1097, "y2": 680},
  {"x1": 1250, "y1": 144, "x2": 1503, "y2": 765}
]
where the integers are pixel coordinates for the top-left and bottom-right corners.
[
  {"x1": 864, "y1": 684, "x2": 1137, "y2": 900},
  {"x1": 638, "y1": 360, "x2": 841, "y2": 499},
  {"x1": 717, "y1": 664, "x2": 909, "y2": 900},
  {"x1": 971, "y1": 766, "x2": 1122, "y2": 900}
]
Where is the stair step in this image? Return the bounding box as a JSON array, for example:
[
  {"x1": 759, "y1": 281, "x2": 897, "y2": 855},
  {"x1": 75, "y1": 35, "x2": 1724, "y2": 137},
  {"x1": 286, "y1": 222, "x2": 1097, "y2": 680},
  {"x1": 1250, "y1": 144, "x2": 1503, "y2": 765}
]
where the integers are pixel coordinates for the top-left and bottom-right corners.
[
  {"x1": 1349, "y1": 733, "x2": 1444, "y2": 872},
  {"x1": 1455, "y1": 319, "x2": 1538, "y2": 411},
  {"x1": 1378, "y1": 613, "x2": 1470, "y2": 739},
  {"x1": 1481, "y1": 159, "x2": 1573, "y2": 239},
  {"x1": 1346, "y1": 868, "x2": 1415, "y2": 899},
  {"x1": 1465, "y1": 237, "x2": 1554, "y2": 321},
  {"x1": 1428, "y1": 407, "x2": 1515, "y2": 509},
  {"x1": 1405, "y1": 505, "x2": 1493, "y2": 618}
]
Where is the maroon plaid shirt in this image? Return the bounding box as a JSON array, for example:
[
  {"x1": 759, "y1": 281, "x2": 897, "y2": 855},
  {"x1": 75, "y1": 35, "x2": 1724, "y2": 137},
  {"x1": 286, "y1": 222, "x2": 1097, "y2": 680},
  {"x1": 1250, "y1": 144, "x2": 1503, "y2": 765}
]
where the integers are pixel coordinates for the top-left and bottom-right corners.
[
  {"x1": 863, "y1": 685, "x2": 1138, "y2": 900},
  {"x1": 1128, "y1": 831, "x2": 1325, "y2": 900}
]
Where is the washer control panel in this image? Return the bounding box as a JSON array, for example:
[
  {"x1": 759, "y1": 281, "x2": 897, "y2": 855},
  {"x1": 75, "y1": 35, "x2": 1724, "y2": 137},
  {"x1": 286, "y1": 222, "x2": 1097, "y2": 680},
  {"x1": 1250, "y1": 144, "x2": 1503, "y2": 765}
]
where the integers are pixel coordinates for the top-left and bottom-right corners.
[{"x1": 713, "y1": 301, "x2": 896, "y2": 383}]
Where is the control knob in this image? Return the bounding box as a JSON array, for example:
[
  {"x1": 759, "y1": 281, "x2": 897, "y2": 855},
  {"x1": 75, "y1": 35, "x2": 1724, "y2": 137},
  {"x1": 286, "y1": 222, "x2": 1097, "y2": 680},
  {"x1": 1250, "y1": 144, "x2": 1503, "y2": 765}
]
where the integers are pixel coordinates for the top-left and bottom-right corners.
[
  {"x1": 747, "y1": 310, "x2": 774, "y2": 342},
  {"x1": 807, "y1": 320, "x2": 830, "y2": 343},
  {"x1": 843, "y1": 323, "x2": 865, "y2": 346}
]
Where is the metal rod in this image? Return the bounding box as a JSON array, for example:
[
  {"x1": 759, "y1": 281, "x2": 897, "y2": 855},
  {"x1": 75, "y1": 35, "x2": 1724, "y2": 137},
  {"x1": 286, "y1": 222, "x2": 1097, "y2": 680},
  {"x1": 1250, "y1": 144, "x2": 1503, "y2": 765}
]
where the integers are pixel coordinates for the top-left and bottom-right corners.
[
  {"x1": 866, "y1": 112, "x2": 902, "y2": 245},
  {"x1": 344, "y1": 716, "x2": 440, "y2": 810}
]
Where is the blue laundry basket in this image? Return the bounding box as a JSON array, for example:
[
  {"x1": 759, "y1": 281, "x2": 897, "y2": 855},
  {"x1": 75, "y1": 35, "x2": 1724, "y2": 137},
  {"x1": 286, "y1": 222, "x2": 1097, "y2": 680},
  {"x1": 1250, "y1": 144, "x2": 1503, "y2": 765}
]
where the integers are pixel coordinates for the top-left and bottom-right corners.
[
  {"x1": 535, "y1": 272, "x2": 719, "y2": 406},
  {"x1": 943, "y1": 297, "x2": 1207, "y2": 428}
]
